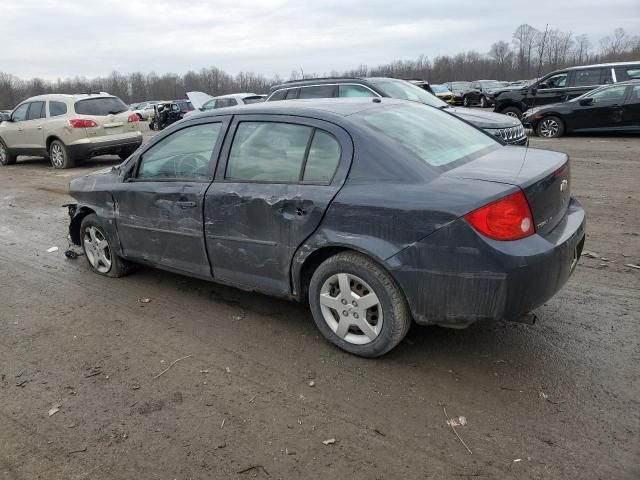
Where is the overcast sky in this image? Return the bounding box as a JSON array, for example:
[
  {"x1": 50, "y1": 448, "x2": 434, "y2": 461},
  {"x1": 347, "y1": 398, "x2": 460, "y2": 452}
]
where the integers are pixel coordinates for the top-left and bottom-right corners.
[{"x1": 2, "y1": 0, "x2": 638, "y2": 80}]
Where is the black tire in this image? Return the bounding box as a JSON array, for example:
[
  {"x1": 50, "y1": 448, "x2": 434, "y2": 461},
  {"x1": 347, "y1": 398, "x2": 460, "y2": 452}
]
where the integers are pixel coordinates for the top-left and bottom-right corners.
[
  {"x1": 80, "y1": 214, "x2": 130, "y2": 278},
  {"x1": 536, "y1": 115, "x2": 565, "y2": 138},
  {"x1": 308, "y1": 251, "x2": 411, "y2": 357},
  {"x1": 49, "y1": 139, "x2": 75, "y2": 169},
  {"x1": 462, "y1": 96, "x2": 470, "y2": 107},
  {"x1": 500, "y1": 106, "x2": 523, "y2": 119},
  {"x1": 0, "y1": 138, "x2": 17, "y2": 165}
]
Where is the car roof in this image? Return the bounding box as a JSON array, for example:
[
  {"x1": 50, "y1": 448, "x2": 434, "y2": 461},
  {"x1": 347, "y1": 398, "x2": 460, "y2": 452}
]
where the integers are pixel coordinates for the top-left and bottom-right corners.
[
  {"x1": 188, "y1": 97, "x2": 405, "y2": 120},
  {"x1": 23, "y1": 93, "x2": 116, "y2": 102},
  {"x1": 566, "y1": 60, "x2": 640, "y2": 70},
  {"x1": 212, "y1": 93, "x2": 258, "y2": 100}
]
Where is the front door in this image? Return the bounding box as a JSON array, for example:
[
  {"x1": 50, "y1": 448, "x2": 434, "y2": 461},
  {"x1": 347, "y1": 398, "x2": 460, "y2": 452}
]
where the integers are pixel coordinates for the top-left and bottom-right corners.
[
  {"x1": 204, "y1": 115, "x2": 352, "y2": 294},
  {"x1": 1, "y1": 103, "x2": 30, "y2": 150},
  {"x1": 529, "y1": 72, "x2": 569, "y2": 108},
  {"x1": 112, "y1": 118, "x2": 227, "y2": 277},
  {"x1": 572, "y1": 84, "x2": 628, "y2": 131}
]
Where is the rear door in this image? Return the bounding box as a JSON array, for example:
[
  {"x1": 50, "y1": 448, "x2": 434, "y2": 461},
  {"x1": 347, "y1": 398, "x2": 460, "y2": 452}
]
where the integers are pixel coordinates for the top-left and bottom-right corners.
[
  {"x1": 204, "y1": 114, "x2": 352, "y2": 294},
  {"x1": 23, "y1": 101, "x2": 47, "y2": 150},
  {"x1": 112, "y1": 118, "x2": 228, "y2": 277}
]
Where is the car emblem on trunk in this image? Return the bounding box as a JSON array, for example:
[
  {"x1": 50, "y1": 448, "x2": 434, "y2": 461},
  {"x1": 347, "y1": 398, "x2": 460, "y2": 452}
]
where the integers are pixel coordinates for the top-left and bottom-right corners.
[{"x1": 560, "y1": 179, "x2": 568, "y2": 192}]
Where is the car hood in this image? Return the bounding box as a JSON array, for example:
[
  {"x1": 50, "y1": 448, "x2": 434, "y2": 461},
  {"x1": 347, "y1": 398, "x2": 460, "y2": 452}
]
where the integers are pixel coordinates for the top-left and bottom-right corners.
[
  {"x1": 446, "y1": 106, "x2": 520, "y2": 129},
  {"x1": 69, "y1": 166, "x2": 120, "y2": 196}
]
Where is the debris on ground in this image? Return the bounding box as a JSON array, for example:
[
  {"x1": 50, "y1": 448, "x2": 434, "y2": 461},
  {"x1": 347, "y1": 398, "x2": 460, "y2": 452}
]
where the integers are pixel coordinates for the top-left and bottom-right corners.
[
  {"x1": 64, "y1": 249, "x2": 83, "y2": 259},
  {"x1": 443, "y1": 406, "x2": 472, "y2": 454},
  {"x1": 84, "y1": 367, "x2": 102, "y2": 378},
  {"x1": 581, "y1": 250, "x2": 599, "y2": 258},
  {"x1": 446, "y1": 416, "x2": 468, "y2": 427},
  {"x1": 67, "y1": 446, "x2": 87, "y2": 455},
  {"x1": 322, "y1": 438, "x2": 336, "y2": 445},
  {"x1": 46, "y1": 246, "x2": 58, "y2": 253},
  {"x1": 153, "y1": 354, "x2": 192, "y2": 379},
  {"x1": 624, "y1": 263, "x2": 640, "y2": 270},
  {"x1": 514, "y1": 458, "x2": 523, "y2": 463},
  {"x1": 237, "y1": 465, "x2": 270, "y2": 476},
  {"x1": 308, "y1": 380, "x2": 315, "y2": 387},
  {"x1": 539, "y1": 391, "x2": 549, "y2": 400},
  {"x1": 285, "y1": 447, "x2": 296, "y2": 455},
  {"x1": 48, "y1": 404, "x2": 61, "y2": 416},
  {"x1": 138, "y1": 298, "x2": 152, "y2": 304},
  {"x1": 225, "y1": 366, "x2": 231, "y2": 374},
  {"x1": 220, "y1": 418, "x2": 225, "y2": 428}
]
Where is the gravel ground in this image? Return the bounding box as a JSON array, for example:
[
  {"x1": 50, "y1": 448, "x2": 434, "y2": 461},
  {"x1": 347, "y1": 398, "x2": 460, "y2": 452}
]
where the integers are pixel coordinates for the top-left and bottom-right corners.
[{"x1": 0, "y1": 129, "x2": 638, "y2": 480}]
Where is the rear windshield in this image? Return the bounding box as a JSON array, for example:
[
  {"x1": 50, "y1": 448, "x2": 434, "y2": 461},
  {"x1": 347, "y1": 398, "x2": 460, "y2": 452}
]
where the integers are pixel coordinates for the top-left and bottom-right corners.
[
  {"x1": 367, "y1": 78, "x2": 446, "y2": 108},
  {"x1": 431, "y1": 85, "x2": 449, "y2": 93},
  {"x1": 74, "y1": 97, "x2": 128, "y2": 115},
  {"x1": 357, "y1": 103, "x2": 498, "y2": 167}
]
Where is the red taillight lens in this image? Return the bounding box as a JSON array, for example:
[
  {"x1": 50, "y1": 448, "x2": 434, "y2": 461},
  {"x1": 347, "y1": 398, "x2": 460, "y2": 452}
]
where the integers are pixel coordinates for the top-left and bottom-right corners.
[
  {"x1": 127, "y1": 113, "x2": 139, "y2": 122},
  {"x1": 69, "y1": 119, "x2": 97, "y2": 128},
  {"x1": 464, "y1": 190, "x2": 534, "y2": 241}
]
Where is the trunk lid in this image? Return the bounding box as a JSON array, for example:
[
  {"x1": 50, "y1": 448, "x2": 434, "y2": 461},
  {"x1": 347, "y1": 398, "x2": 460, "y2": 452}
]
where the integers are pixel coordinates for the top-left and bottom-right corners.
[{"x1": 446, "y1": 146, "x2": 571, "y2": 237}]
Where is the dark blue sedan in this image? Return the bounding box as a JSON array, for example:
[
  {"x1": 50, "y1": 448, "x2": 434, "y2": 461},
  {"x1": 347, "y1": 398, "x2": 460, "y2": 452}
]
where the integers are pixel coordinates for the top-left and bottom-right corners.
[{"x1": 67, "y1": 98, "x2": 586, "y2": 357}]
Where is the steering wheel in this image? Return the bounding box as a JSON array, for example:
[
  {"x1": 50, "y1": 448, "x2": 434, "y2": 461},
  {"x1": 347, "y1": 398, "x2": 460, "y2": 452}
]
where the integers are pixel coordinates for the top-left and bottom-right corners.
[{"x1": 174, "y1": 153, "x2": 210, "y2": 178}]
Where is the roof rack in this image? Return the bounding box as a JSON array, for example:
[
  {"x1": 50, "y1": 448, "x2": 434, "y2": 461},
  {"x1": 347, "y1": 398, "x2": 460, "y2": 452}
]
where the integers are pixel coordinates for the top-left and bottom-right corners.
[{"x1": 281, "y1": 76, "x2": 363, "y2": 85}]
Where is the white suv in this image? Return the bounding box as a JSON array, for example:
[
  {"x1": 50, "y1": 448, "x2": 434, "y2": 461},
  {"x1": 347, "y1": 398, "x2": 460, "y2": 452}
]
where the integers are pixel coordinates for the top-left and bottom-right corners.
[{"x1": 0, "y1": 93, "x2": 143, "y2": 168}]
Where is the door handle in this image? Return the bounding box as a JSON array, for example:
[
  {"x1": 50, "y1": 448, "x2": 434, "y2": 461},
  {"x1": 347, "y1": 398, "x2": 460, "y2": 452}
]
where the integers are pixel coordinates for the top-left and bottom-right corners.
[
  {"x1": 37, "y1": 126, "x2": 43, "y2": 130},
  {"x1": 296, "y1": 207, "x2": 306, "y2": 216},
  {"x1": 176, "y1": 201, "x2": 196, "y2": 209}
]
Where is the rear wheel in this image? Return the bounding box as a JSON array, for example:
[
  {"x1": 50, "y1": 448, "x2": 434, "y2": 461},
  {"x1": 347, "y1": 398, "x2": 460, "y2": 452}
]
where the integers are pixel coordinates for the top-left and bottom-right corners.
[
  {"x1": 80, "y1": 214, "x2": 129, "y2": 278},
  {"x1": 537, "y1": 116, "x2": 565, "y2": 138},
  {"x1": 0, "y1": 138, "x2": 17, "y2": 165},
  {"x1": 479, "y1": 96, "x2": 487, "y2": 108},
  {"x1": 462, "y1": 96, "x2": 470, "y2": 107},
  {"x1": 49, "y1": 139, "x2": 75, "y2": 169},
  {"x1": 501, "y1": 106, "x2": 523, "y2": 119},
  {"x1": 308, "y1": 252, "x2": 411, "y2": 357}
]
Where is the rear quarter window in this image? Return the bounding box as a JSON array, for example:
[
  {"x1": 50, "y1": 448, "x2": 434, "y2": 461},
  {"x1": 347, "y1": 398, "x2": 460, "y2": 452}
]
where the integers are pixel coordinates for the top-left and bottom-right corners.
[{"x1": 74, "y1": 97, "x2": 128, "y2": 115}]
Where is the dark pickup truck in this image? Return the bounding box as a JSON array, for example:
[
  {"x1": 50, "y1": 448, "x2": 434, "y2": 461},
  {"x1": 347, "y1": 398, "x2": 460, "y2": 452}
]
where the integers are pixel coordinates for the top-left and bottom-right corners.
[{"x1": 492, "y1": 61, "x2": 640, "y2": 119}]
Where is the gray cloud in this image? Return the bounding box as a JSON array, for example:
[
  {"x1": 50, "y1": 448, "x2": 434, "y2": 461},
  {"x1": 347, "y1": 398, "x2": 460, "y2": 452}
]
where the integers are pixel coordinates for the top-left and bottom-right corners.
[{"x1": 1, "y1": 0, "x2": 638, "y2": 79}]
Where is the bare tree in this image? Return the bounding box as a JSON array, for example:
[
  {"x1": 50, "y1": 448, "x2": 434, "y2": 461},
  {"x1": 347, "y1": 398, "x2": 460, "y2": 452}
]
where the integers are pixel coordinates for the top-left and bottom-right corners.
[
  {"x1": 489, "y1": 40, "x2": 513, "y2": 77},
  {"x1": 513, "y1": 24, "x2": 539, "y2": 78},
  {"x1": 600, "y1": 28, "x2": 628, "y2": 56}
]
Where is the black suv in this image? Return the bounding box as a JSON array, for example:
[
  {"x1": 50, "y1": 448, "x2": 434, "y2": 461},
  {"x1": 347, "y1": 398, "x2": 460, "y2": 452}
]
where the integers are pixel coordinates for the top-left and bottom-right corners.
[
  {"x1": 493, "y1": 61, "x2": 640, "y2": 119},
  {"x1": 267, "y1": 77, "x2": 527, "y2": 145}
]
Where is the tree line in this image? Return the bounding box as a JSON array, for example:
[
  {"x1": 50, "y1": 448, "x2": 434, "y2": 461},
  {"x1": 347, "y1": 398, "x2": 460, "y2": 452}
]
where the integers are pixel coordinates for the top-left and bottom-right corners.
[{"x1": 1, "y1": 25, "x2": 638, "y2": 109}]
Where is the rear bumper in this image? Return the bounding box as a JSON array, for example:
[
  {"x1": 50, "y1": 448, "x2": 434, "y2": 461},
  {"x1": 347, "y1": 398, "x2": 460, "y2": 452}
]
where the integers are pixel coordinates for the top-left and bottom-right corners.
[
  {"x1": 67, "y1": 134, "x2": 142, "y2": 160},
  {"x1": 386, "y1": 198, "x2": 586, "y2": 327}
]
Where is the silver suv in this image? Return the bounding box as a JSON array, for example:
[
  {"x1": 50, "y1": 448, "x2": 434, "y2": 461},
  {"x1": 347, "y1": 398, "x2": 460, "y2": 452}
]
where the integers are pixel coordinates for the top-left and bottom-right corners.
[{"x1": 0, "y1": 93, "x2": 143, "y2": 168}]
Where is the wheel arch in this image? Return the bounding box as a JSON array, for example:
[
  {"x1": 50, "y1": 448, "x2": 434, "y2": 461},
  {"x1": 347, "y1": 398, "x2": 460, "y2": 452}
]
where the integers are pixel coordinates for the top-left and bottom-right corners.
[
  {"x1": 69, "y1": 206, "x2": 96, "y2": 245},
  {"x1": 292, "y1": 243, "x2": 395, "y2": 303},
  {"x1": 46, "y1": 135, "x2": 63, "y2": 151}
]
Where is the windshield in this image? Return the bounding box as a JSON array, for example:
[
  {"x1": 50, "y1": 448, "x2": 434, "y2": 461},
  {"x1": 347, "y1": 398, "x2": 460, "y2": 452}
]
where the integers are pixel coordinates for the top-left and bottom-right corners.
[
  {"x1": 368, "y1": 78, "x2": 447, "y2": 108},
  {"x1": 75, "y1": 97, "x2": 128, "y2": 115},
  {"x1": 431, "y1": 85, "x2": 449, "y2": 93},
  {"x1": 450, "y1": 82, "x2": 471, "y2": 90},
  {"x1": 479, "y1": 81, "x2": 503, "y2": 89},
  {"x1": 357, "y1": 102, "x2": 498, "y2": 167}
]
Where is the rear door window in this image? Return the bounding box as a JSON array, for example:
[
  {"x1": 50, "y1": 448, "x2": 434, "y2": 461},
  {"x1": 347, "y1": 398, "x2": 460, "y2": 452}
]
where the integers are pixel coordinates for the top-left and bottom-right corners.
[
  {"x1": 338, "y1": 85, "x2": 377, "y2": 97},
  {"x1": 298, "y1": 85, "x2": 336, "y2": 99},
  {"x1": 573, "y1": 69, "x2": 603, "y2": 87},
  {"x1": 226, "y1": 122, "x2": 312, "y2": 182},
  {"x1": 587, "y1": 85, "x2": 628, "y2": 103},
  {"x1": 49, "y1": 101, "x2": 68, "y2": 117},
  {"x1": 302, "y1": 130, "x2": 341, "y2": 183},
  {"x1": 74, "y1": 97, "x2": 128, "y2": 115},
  {"x1": 137, "y1": 123, "x2": 222, "y2": 181},
  {"x1": 27, "y1": 101, "x2": 46, "y2": 120},
  {"x1": 285, "y1": 89, "x2": 299, "y2": 100}
]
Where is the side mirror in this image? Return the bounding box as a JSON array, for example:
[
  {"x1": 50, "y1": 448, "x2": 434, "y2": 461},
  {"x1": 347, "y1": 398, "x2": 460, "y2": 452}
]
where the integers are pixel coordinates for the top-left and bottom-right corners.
[
  {"x1": 531, "y1": 87, "x2": 538, "y2": 96},
  {"x1": 579, "y1": 97, "x2": 594, "y2": 106}
]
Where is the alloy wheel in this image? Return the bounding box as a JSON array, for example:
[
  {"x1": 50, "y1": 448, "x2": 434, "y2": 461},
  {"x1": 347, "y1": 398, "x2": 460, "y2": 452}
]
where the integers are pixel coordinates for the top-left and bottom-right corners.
[
  {"x1": 504, "y1": 111, "x2": 519, "y2": 118},
  {"x1": 0, "y1": 143, "x2": 6, "y2": 164},
  {"x1": 539, "y1": 119, "x2": 560, "y2": 138},
  {"x1": 83, "y1": 226, "x2": 112, "y2": 274},
  {"x1": 480, "y1": 96, "x2": 486, "y2": 108},
  {"x1": 50, "y1": 143, "x2": 65, "y2": 168},
  {"x1": 318, "y1": 273, "x2": 383, "y2": 345}
]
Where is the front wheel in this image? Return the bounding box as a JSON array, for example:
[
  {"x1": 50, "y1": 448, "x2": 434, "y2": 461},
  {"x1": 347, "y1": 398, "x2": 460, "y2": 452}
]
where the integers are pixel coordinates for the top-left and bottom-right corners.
[
  {"x1": 49, "y1": 139, "x2": 75, "y2": 169},
  {"x1": 537, "y1": 116, "x2": 565, "y2": 138},
  {"x1": 479, "y1": 96, "x2": 487, "y2": 108},
  {"x1": 462, "y1": 96, "x2": 470, "y2": 107},
  {"x1": 501, "y1": 106, "x2": 523, "y2": 119},
  {"x1": 0, "y1": 138, "x2": 17, "y2": 165},
  {"x1": 308, "y1": 252, "x2": 411, "y2": 357},
  {"x1": 80, "y1": 214, "x2": 129, "y2": 278}
]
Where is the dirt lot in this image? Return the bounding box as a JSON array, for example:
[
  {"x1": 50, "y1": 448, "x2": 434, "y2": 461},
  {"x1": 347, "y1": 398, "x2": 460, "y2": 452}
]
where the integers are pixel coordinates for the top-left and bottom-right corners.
[{"x1": 1, "y1": 129, "x2": 639, "y2": 480}]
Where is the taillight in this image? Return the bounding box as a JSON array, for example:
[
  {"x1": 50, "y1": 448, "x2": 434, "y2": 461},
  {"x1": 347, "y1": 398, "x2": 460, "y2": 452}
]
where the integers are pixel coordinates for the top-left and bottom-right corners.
[
  {"x1": 69, "y1": 119, "x2": 97, "y2": 128},
  {"x1": 128, "y1": 113, "x2": 139, "y2": 122},
  {"x1": 464, "y1": 190, "x2": 534, "y2": 241}
]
